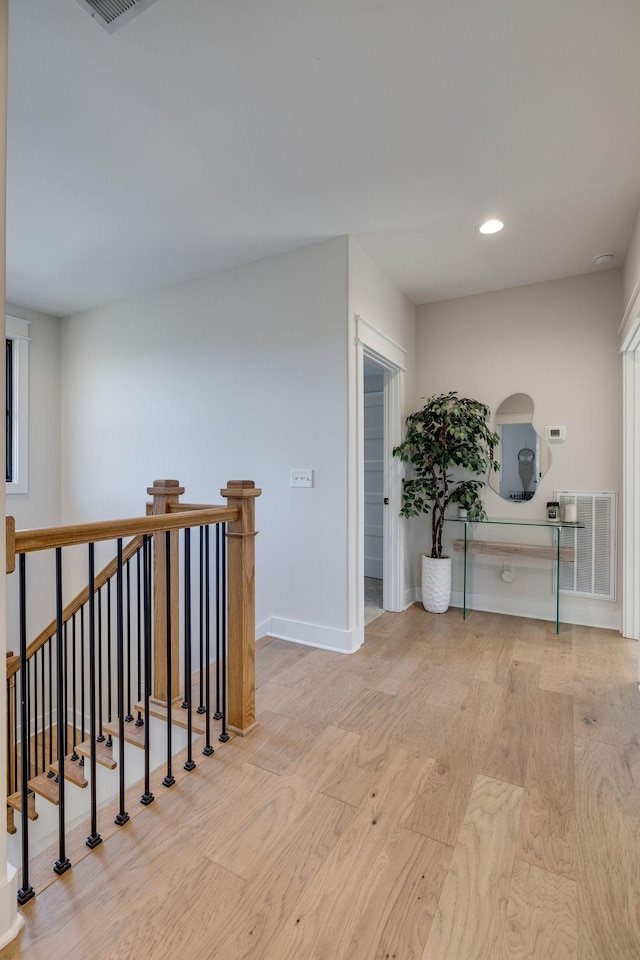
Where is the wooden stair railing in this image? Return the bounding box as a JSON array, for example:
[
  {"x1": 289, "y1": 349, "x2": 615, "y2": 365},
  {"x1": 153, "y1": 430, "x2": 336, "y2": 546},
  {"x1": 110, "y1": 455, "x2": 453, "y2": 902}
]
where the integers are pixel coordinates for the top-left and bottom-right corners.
[{"x1": 5, "y1": 479, "x2": 260, "y2": 905}]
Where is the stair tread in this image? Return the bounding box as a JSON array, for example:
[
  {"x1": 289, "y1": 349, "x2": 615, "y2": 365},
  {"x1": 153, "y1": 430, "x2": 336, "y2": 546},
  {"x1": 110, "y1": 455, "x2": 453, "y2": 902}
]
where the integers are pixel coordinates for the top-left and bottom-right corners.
[
  {"x1": 7, "y1": 790, "x2": 39, "y2": 819},
  {"x1": 49, "y1": 755, "x2": 88, "y2": 788},
  {"x1": 135, "y1": 700, "x2": 209, "y2": 735},
  {"x1": 76, "y1": 738, "x2": 117, "y2": 770},
  {"x1": 27, "y1": 772, "x2": 59, "y2": 805},
  {"x1": 103, "y1": 719, "x2": 147, "y2": 749}
]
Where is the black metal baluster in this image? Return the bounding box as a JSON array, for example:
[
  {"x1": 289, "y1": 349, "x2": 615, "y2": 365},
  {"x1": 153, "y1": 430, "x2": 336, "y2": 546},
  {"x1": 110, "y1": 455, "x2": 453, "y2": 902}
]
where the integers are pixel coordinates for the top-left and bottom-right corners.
[
  {"x1": 135, "y1": 548, "x2": 143, "y2": 727},
  {"x1": 80, "y1": 607, "x2": 85, "y2": 754},
  {"x1": 106, "y1": 580, "x2": 112, "y2": 748},
  {"x1": 163, "y1": 531, "x2": 175, "y2": 788},
  {"x1": 63, "y1": 622, "x2": 69, "y2": 758},
  {"x1": 97, "y1": 587, "x2": 104, "y2": 742},
  {"x1": 48, "y1": 636, "x2": 53, "y2": 774},
  {"x1": 141, "y1": 535, "x2": 154, "y2": 806},
  {"x1": 115, "y1": 538, "x2": 129, "y2": 825},
  {"x1": 40, "y1": 646, "x2": 45, "y2": 779},
  {"x1": 33, "y1": 653, "x2": 39, "y2": 775},
  {"x1": 86, "y1": 543, "x2": 102, "y2": 849},
  {"x1": 25, "y1": 659, "x2": 31, "y2": 783},
  {"x1": 203, "y1": 525, "x2": 213, "y2": 756},
  {"x1": 183, "y1": 529, "x2": 195, "y2": 772},
  {"x1": 6, "y1": 676, "x2": 11, "y2": 797},
  {"x1": 6, "y1": 678, "x2": 12, "y2": 797},
  {"x1": 181, "y1": 534, "x2": 189, "y2": 705},
  {"x1": 70, "y1": 614, "x2": 78, "y2": 762},
  {"x1": 17, "y1": 553, "x2": 35, "y2": 904},
  {"x1": 219, "y1": 523, "x2": 229, "y2": 742},
  {"x1": 13, "y1": 673, "x2": 18, "y2": 794},
  {"x1": 198, "y1": 527, "x2": 205, "y2": 715},
  {"x1": 54, "y1": 547, "x2": 71, "y2": 875},
  {"x1": 125, "y1": 560, "x2": 133, "y2": 722},
  {"x1": 214, "y1": 524, "x2": 222, "y2": 721}
]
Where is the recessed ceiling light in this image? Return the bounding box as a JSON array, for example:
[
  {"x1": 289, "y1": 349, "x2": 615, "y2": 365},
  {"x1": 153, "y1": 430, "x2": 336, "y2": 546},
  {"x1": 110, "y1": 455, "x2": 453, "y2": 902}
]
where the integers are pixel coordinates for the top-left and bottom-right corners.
[
  {"x1": 478, "y1": 219, "x2": 504, "y2": 235},
  {"x1": 593, "y1": 253, "x2": 614, "y2": 266}
]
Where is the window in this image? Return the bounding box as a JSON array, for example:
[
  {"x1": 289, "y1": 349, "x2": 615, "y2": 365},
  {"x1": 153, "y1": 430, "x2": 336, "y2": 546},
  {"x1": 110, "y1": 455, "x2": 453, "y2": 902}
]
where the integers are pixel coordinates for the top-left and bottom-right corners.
[{"x1": 6, "y1": 316, "x2": 30, "y2": 494}]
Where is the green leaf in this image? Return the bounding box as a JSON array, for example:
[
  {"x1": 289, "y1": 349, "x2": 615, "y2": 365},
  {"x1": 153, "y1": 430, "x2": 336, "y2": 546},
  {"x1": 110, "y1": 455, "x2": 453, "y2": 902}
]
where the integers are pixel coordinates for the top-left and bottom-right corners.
[{"x1": 394, "y1": 391, "x2": 500, "y2": 555}]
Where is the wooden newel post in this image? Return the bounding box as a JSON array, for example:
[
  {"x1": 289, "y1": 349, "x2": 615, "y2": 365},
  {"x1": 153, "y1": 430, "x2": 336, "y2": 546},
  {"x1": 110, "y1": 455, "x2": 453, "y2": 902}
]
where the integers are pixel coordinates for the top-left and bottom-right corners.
[
  {"x1": 147, "y1": 479, "x2": 184, "y2": 704},
  {"x1": 221, "y1": 480, "x2": 261, "y2": 736}
]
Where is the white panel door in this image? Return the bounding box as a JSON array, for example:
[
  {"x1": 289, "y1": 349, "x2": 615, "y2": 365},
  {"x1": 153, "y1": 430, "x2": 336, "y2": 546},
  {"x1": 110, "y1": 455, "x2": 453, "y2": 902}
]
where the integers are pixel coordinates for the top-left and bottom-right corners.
[{"x1": 364, "y1": 391, "x2": 384, "y2": 579}]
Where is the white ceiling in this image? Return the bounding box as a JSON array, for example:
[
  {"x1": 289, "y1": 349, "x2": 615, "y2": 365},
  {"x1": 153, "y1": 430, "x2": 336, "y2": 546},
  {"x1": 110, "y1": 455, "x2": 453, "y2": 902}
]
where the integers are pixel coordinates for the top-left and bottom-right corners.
[{"x1": 7, "y1": 0, "x2": 640, "y2": 317}]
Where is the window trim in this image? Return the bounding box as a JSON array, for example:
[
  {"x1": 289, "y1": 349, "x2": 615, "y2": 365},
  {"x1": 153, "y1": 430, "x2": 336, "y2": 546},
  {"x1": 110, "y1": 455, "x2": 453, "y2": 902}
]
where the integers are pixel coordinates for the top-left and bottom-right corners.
[{"x1": 6, "y1": 315, "x2": 30, "y2": 495}]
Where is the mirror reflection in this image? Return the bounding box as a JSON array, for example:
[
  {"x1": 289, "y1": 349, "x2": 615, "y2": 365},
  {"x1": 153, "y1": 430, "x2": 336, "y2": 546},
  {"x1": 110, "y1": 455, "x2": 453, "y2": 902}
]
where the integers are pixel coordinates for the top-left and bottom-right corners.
[{"x1": 490, "y1": 393, "x2": 551, "y2": 502}]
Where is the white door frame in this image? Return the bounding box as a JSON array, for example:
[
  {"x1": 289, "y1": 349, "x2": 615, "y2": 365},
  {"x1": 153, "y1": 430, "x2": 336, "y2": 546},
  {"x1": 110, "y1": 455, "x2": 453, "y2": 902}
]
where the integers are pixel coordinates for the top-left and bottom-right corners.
[
  {"x1": 355, "y1": 314, "x2": 406, "y2": 632},
  {"x1": 620, "y1": 288, "x2": 640, "y2": 641},
  {"x1": 620, "y1": 282, "x2": 640, "y2": 640}
]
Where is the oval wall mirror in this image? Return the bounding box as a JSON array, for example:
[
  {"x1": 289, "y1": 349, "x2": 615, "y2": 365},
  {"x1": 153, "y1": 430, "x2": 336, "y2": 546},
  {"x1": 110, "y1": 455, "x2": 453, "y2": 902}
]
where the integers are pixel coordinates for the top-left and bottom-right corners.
[{"x1": 490, "y1": 393, "x2": 552, "y2": 502}]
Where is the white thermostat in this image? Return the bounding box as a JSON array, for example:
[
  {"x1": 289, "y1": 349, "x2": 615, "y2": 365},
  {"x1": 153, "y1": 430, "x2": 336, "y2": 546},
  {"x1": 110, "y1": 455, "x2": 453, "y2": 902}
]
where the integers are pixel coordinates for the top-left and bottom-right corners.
[{"x1": 545, "y1": 425, "x2": 566, "y2": 443}]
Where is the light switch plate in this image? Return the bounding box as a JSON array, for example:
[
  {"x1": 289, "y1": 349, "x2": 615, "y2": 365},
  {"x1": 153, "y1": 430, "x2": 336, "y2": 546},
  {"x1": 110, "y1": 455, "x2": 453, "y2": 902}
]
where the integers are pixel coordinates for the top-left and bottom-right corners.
[{"x1": 291, "y1": 469, "x2": 314, "y2": 488}]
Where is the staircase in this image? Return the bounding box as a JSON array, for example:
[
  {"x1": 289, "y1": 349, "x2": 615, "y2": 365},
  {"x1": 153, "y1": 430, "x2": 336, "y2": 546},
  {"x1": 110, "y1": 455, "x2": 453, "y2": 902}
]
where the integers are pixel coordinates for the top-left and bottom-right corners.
[{"x1": 5, "y1": 479, "x2": 261, "y2": 905}]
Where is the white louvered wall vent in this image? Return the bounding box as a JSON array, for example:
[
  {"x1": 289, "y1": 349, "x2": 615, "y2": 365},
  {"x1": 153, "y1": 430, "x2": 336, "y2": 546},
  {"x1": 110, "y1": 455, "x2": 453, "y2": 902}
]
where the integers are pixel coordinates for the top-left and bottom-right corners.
[
  {"x1": 556, "y1": 491, "x2": 617, "y2": 601},
  {"x1": 74, "y1": 0, "x2": 160, "y2": 34}
]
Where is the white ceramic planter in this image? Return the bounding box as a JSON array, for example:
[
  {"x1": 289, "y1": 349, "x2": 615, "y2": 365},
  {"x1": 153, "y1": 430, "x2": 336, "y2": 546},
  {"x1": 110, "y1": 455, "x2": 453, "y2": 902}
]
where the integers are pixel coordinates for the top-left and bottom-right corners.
[{"x1": 421, "y1": 555, "x2": 451, "y2": 613}]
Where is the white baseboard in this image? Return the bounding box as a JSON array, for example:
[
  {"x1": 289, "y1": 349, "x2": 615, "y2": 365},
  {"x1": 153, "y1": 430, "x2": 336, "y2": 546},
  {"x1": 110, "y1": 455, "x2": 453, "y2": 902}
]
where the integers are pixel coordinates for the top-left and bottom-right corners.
[
  {"x1": 403, "y1": 588, "x2": 417, "y2": 610},
  {"x1": 256, "y1": 583, "x2": 621, "y2": 656},
  {"x1": 409, "y1": 587, "x2": 621, "y2": 631},
  {"x1": 452, "y1": 590, "x2": 621, "y2": 631},
  {"x1": 257, "y1": 616, "x2": 363, "y2": 654},
  {"x1": 255, "y1": 619, "x2": 274, "y2": 643}
]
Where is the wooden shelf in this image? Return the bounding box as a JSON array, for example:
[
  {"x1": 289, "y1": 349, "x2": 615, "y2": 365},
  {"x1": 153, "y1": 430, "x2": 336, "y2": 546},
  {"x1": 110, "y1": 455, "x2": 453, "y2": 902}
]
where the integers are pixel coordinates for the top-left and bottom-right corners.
[{"x1": 452, "y1": 539, "x2": 575, "y2": 562}]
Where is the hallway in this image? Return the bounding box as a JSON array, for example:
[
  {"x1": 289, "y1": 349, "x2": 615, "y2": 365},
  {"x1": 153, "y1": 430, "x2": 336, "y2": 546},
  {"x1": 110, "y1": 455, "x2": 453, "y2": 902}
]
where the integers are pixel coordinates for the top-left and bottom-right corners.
[{"x1": 2, "y1": 606, "x2": 639, "y2": 959}]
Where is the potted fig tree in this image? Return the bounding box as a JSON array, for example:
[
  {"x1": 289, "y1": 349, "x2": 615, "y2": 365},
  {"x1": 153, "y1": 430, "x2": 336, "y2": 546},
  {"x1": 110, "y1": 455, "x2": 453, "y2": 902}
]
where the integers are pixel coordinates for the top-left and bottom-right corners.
[{"x1": 393, "y1": 391, "x2": 499, "y2": 613}]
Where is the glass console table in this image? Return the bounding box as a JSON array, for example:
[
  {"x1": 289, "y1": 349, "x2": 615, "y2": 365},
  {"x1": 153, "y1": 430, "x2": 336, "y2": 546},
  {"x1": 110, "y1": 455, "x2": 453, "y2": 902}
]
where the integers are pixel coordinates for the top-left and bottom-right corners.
[{"x1": 447, "y1": 517, "x2": 584, "y2": 634}]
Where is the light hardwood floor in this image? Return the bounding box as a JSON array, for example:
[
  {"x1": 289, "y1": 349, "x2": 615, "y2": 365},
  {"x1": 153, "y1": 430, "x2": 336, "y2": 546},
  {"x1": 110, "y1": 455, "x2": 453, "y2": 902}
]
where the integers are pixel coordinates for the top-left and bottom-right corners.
[{"x1": 2, "y1": 606, "x2": 640, "y2": 960}]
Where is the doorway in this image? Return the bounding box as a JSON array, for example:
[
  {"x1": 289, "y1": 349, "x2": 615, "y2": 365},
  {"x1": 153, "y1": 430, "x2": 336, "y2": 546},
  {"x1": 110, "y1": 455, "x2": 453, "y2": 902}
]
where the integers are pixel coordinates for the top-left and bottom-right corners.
[
  {"x1": 363, "y1": 358, "x2": 385, "y2": 623},
  {"x1": 352, "y1": 313, "x2": 406, "y2": 648}
]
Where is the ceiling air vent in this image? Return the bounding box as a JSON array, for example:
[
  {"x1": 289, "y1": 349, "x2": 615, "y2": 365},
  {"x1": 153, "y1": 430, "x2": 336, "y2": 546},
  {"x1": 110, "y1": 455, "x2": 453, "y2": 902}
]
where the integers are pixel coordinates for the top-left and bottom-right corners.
[{"x1": 74, "y1": 0, "x2": 160, "y2": 34}]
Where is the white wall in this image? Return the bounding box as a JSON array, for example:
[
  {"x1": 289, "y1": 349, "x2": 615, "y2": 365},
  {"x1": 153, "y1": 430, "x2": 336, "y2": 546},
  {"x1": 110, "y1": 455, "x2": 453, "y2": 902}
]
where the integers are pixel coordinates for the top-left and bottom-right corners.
[
  {"x1": 5, "y1": 304, "x2": 61, "y2": 646},
  {"x1": 61, "y1": 238, "x2": 355, "y2": 650},
  {"x1": 415, "y1": 270, "x2": 622, "y2": 629},
  {"x1": 348, "y1": 238, "x2": 416, "y2": 372},
  {"x1": 623, "y1": 209, "x2": 640, "y2": 322}
]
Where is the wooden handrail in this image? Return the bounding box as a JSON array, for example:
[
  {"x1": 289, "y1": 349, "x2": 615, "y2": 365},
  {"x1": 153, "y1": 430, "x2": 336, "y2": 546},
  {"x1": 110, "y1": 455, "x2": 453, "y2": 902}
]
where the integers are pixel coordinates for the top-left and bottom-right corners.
[
  {"x1": 6, "y1": 534, "x2": 145, "y2": 680},
  {"x1": 6, "y1": 506, "x2": 240, "y2": 570},
  {"x1": 166, "y1": 502, "x2": 221, "y2": 513},
  {"x1": 6, "y1": 478, "x2": 259, "y2": 741}
]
